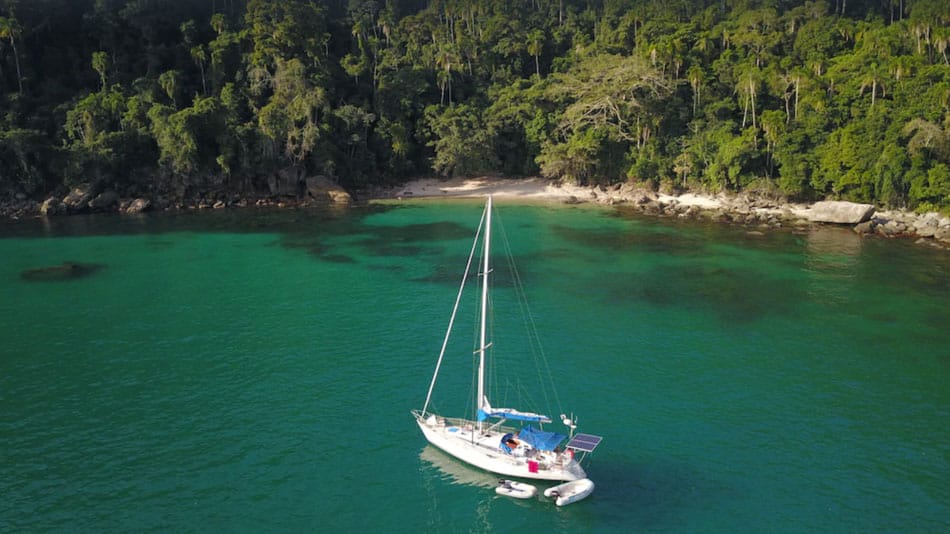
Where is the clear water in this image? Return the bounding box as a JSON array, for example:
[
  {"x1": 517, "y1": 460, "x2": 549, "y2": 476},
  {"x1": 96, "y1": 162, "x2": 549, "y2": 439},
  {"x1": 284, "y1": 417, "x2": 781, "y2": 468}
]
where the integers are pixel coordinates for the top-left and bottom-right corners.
[{"x1": 1, "y1": 201, "x2": 947, "y2": 532}]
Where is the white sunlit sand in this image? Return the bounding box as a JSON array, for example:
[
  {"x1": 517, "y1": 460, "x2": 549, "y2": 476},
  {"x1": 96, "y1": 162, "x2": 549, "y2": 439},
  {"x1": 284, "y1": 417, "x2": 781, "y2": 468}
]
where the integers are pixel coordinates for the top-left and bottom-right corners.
[
  {"x1": 387, "y1": 175, "x2": 731, "y2": 210},
  {"x1": 374, "y1": 176, "x2": 949, "y2": 249}
]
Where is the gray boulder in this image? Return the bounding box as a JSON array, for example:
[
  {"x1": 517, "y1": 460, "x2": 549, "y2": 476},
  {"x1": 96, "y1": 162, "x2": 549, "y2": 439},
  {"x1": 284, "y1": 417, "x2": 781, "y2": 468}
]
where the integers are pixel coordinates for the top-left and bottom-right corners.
[
  {"x1": 306, "y1": 175, "x2": 352, "y2": 203},
  {"x1": 40, "y1": 197, "x2": 64, "y2": 216},
  {"x1": 88, "y1": 190, "x2": 119, "y2": 210},
  {"x1": 62, "y1": 183, "x2": 97, "y2": 212},
  {"x1": 805, "y1": 201, "x2": 876, "y2": 224},
  {"x1": 853, "y1": 220, "x2": 875, "y2": 235},
  {"x1": 124, "y1": 198, "x2": 151, "y2": 214}
]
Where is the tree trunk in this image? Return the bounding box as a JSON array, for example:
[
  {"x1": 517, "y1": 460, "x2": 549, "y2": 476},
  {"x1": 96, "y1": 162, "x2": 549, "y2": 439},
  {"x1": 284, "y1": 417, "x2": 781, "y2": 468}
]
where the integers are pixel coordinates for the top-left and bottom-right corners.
[
  {"x1": 750, "y1": 77, "x2": 757, "y2": 128},
  {"x1": 9, "y1": 36, "x2": 22, "y2": 94}
]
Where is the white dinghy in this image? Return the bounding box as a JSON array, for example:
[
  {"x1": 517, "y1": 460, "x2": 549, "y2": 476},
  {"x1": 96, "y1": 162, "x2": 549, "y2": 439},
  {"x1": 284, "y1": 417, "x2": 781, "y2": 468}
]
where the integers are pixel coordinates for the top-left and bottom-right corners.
[
  {"x1": 495, "y1": 479, "x2": 537, "y2": 499},
  {"x1": 544, "y1": 478, "x2": 595, "y2": 506}
]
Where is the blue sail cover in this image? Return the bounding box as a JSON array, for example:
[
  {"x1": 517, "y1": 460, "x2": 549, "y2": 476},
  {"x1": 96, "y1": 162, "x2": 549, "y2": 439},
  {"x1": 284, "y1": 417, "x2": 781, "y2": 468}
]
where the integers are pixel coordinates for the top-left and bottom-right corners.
[
  {"x1": 518, "y1": 425, "x2": 567, "y2": 451},
  {"x1": 477, "y1": 399, "x2": 552, "y2": 423},
  {"x1": 477, "y1": 408, "x2": 551, "y2": 422}
]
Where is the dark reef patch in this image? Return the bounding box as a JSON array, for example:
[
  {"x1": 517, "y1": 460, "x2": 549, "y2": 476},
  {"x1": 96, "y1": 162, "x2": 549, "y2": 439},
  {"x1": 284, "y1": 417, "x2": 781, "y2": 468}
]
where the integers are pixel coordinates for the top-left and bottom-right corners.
[{"x1": 21, "y1": 262, "x2": 105, "y2": 282}]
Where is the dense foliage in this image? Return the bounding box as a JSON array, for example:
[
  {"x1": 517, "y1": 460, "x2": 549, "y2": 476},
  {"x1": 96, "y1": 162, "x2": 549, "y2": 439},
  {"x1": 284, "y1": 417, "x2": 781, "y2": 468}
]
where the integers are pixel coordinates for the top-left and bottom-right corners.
[{"x1": 0, "y1": 0, "x2": 948, "y2": 210}]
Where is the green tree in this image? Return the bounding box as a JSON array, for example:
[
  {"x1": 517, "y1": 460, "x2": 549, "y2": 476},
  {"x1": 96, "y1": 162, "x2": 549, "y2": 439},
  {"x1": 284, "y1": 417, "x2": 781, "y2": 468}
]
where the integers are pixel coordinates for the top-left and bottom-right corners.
[
  {"x1": 425, "y1": 103, "x2": 497, "y2": 177},
  {"x1": 92, "y1": 51, "x2": 110, "y2": 91},
  {"x1": 547, "y1": 53, "x2": 672, "y2": 148},
  {"x1": 191, "y1": 45, "x2": 208, "y2": 96},
  {"x1": 0, "y1": 15, "x2": 23, "y2": 93},
  {"x1": 527, "y1": 29, "x2": 544, "y2": 78},
  {"x1": 158, "y1": 70, "x2": 182, "y2": 107}
]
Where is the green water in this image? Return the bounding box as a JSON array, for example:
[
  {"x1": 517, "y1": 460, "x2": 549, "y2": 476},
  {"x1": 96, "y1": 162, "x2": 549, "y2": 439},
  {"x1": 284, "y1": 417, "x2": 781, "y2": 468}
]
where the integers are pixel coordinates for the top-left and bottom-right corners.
[{"x1": 1, "y1": 202, "x2": 948, "y2": 532}]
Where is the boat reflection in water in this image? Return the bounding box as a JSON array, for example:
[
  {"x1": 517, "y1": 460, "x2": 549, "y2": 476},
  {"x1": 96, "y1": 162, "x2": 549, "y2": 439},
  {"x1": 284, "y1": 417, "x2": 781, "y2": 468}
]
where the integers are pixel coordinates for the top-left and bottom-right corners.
[
  {"x1": 419, "y1": 445, "x2": 499, "y2": 489},
  {"x1": 418, "y1": 445, "x2": 509, "y2": 532}
]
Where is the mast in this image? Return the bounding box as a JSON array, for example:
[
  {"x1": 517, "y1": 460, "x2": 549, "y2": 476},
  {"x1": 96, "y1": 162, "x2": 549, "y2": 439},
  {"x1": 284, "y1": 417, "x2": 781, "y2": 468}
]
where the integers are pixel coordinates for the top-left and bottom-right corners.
[{"x1": 477, "y1": 195, "x2": 492, "y2": 431}]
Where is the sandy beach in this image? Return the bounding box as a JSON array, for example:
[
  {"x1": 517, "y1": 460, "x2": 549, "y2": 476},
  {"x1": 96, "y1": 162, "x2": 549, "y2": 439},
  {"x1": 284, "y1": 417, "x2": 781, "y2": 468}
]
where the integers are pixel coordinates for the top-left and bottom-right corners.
[
  {"x1": 375, "y1": 176, "x2": 950, "y2": 249},
  {"x1": 382, "y1": 175, "x2": 798, "y2": 214},
  {"x1": 384, "y1": 175, "x2": 775, "y2": 210}
]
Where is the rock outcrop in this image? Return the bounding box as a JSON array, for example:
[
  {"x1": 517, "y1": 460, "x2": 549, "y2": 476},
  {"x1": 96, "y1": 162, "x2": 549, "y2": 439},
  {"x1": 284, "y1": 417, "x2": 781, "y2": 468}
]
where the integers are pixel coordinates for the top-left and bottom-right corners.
[
  {"x1": 62, "y1": 183, "x2": 98, "y2": 212},
  {"x1": 855, "y1": 210, "x2": 950, "y2": 246},
  {"x1": 40, "y1": 197, "x2": 64, "y2": 216},
  {"x1": 306, "y1": 175, "x2": 352, "y2": 203},
  {"x1": 804, "y1": 201, "x2": 875, "y2": 224},
  {"x1": 122, "y1": 198, "x2": 151, "y2": 214},
  {"x1": 88, "y1": 190, "x2": 119, "y2": 210}
]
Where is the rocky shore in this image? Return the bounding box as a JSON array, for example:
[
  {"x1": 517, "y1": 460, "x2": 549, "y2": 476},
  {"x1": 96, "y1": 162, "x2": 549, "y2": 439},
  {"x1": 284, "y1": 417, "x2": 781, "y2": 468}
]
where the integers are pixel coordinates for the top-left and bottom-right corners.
[
  {"x1": 377, "y1": 177, "x2": 950, "y2": 250},
  {"x1": 2, "y1": 175, "x2": 948, "y2": 250},
  {"x1": 0, "y1": 175, "x2": 354, "y2": 219}
]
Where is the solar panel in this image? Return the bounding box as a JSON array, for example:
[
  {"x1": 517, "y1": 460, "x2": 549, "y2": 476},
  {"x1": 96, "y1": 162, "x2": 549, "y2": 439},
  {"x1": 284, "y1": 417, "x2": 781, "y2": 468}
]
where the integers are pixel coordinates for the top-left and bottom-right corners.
[{"x1": 566, "y1": 433, "x2": 603, "y2": 453}]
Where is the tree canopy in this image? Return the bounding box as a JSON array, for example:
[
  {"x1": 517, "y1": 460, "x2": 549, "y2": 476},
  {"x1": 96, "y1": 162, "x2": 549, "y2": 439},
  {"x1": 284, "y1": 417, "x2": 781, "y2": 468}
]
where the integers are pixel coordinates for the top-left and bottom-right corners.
[{"x1": 0, "y1": 0, "x2": 948, "y2": 211}]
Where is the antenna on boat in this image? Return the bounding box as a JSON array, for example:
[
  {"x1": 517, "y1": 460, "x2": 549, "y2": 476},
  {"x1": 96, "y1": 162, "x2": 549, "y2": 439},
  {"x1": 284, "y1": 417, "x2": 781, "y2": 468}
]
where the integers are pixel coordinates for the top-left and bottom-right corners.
[{"x1": 561, "y1": 413, "x2": 577, "y2": 438}]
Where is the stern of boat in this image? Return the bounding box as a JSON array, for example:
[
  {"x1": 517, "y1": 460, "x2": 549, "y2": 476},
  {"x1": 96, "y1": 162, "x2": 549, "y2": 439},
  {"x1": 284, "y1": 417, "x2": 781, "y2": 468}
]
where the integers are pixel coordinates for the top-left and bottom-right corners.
[{"x1": 565, "y1": 458, "x2": 587, "y2": 480}]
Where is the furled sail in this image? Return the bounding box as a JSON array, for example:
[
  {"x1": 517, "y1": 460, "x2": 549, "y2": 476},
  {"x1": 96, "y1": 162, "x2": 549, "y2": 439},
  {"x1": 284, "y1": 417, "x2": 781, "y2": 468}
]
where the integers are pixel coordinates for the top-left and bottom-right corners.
[{"x1": 477, "y1": 398, "x2": 552, "y2": 423}]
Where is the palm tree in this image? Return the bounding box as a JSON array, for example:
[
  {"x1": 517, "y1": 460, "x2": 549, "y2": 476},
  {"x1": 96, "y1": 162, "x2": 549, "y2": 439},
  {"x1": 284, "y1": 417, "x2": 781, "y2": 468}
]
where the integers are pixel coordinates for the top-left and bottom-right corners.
[
  {"x1": 0, "y1": 16, "x2": 23, "y2": 94},
  {"x1": 686, "y1": 65, "x2": 704, "y2": 115},
  {"x1": 191, "y1": 45, "x2": 208, "y2": 95},
  {"x1": 736, "y1": 65, "x2": 761, "y2": 129},
  {"x1": 527, "y1": 29, "x2": 543, "y2": 78},
  {"x1": 91, "y1": 51, "x2": 110, "y2": 91},
  {"x1": 434, "y1": 43, "x2": 459, "y2": 105},
  {"x1": 859, "y1": 62, "x2": 888, "y2": 108}
]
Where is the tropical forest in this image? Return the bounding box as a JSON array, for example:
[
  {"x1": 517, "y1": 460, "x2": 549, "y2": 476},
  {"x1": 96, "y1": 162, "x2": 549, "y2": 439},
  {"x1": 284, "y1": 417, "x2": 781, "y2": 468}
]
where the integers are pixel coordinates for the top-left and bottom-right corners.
[{"x1": 0, "y1": 0, "x2": 948, "y2": 212}]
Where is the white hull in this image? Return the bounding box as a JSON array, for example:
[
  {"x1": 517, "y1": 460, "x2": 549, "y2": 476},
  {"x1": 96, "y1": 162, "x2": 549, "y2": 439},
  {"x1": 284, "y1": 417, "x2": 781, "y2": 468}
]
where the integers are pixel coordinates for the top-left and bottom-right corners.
[
  {"x1": 543, "y1": 478, "x2": 595, "y2": 506},
  {"x1": 496, "y1": 480, "x2": 537, "y2": 499},
  {"x1": 414, "y1": 197, "x2": 601, "y2": 490},
  {"x1": 414, "y1": 411, "x2": 586, "y2": 482}
]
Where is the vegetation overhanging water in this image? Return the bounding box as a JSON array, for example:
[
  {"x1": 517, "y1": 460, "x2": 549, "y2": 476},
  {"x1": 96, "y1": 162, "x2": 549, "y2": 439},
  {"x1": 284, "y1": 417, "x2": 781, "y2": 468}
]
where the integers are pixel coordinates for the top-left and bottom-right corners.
[{"x1": 0, "y1": 0, "x2": 948, "y2": 219}]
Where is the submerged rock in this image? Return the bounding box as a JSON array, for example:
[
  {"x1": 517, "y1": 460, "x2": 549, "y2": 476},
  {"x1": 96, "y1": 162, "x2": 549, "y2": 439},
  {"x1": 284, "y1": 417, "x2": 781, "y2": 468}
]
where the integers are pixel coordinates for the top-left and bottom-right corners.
[{"x1": 21, "y1": 261, "x2": 104, "y2": 281}]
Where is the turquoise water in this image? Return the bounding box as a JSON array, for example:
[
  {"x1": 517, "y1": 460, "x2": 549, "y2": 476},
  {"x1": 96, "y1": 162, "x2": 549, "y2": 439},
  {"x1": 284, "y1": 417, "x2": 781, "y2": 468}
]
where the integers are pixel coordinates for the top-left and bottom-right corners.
[{"x1": 1, "y1": 201, "x2": 948, "y2": 532}]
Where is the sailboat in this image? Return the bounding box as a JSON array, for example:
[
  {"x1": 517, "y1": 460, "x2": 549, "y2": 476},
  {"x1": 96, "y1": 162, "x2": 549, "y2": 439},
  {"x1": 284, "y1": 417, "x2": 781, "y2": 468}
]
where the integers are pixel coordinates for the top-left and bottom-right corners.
[{"x1": 412, "y1": 195, "x2": 602, "y2": 482}]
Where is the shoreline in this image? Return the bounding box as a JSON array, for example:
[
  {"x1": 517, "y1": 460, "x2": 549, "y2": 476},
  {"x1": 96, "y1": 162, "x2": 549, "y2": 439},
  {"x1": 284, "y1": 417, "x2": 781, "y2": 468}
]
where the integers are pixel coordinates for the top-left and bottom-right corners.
[
  {"x1": 2, "y1": 175, "x2": 948, "y2": 249},
  {"x1": 371, "y1": 176, "x2": 950, "y2": 250}
]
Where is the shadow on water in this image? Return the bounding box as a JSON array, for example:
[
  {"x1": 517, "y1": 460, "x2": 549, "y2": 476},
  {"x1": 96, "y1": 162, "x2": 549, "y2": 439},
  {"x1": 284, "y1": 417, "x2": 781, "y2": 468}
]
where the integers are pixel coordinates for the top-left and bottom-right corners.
[
  {"x1": 410, "y1": 254, "x2": 528, "y2": 291},
  {"x1": 278, "y1": 217, "x2": 472, "y2": 263},
  {"x1": 551, "y1": 221, "x2": 709, "y2": 257},
  {"x1": 418, "y1": 445, "x2": 498, "y2": 489},
  {"x1": 2, "y1": 204, "x2": 475, "y2": 271},
  {"x1": 352, "y1": 221, "x2": 472, "y2": 258},
  {"x1": 587, "y1": 456, "x2": 736, "y2": 531},
  {"x1": 0, "y1": 203, "x2": 395, "y2": 239},
  {"x1": 632, "y1": 263, "x2": 796, "y2": 324}
]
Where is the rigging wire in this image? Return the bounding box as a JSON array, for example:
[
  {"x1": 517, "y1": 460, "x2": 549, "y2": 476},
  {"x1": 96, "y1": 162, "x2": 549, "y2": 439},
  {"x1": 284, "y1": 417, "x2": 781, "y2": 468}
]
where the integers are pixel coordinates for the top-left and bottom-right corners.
[
  {"x1": 421, "y1": 203, "x2": 487, "y2": 418},
  {"x1": 494, "y1": 207, "x2": 565, "y2": 419}
]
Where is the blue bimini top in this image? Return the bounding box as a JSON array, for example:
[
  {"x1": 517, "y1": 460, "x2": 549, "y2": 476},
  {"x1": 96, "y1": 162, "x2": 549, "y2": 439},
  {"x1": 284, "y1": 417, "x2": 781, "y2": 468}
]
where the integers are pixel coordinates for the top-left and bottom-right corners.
[{"x1": 517, "y1": 425, "x2": 566, "y2": 451}]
